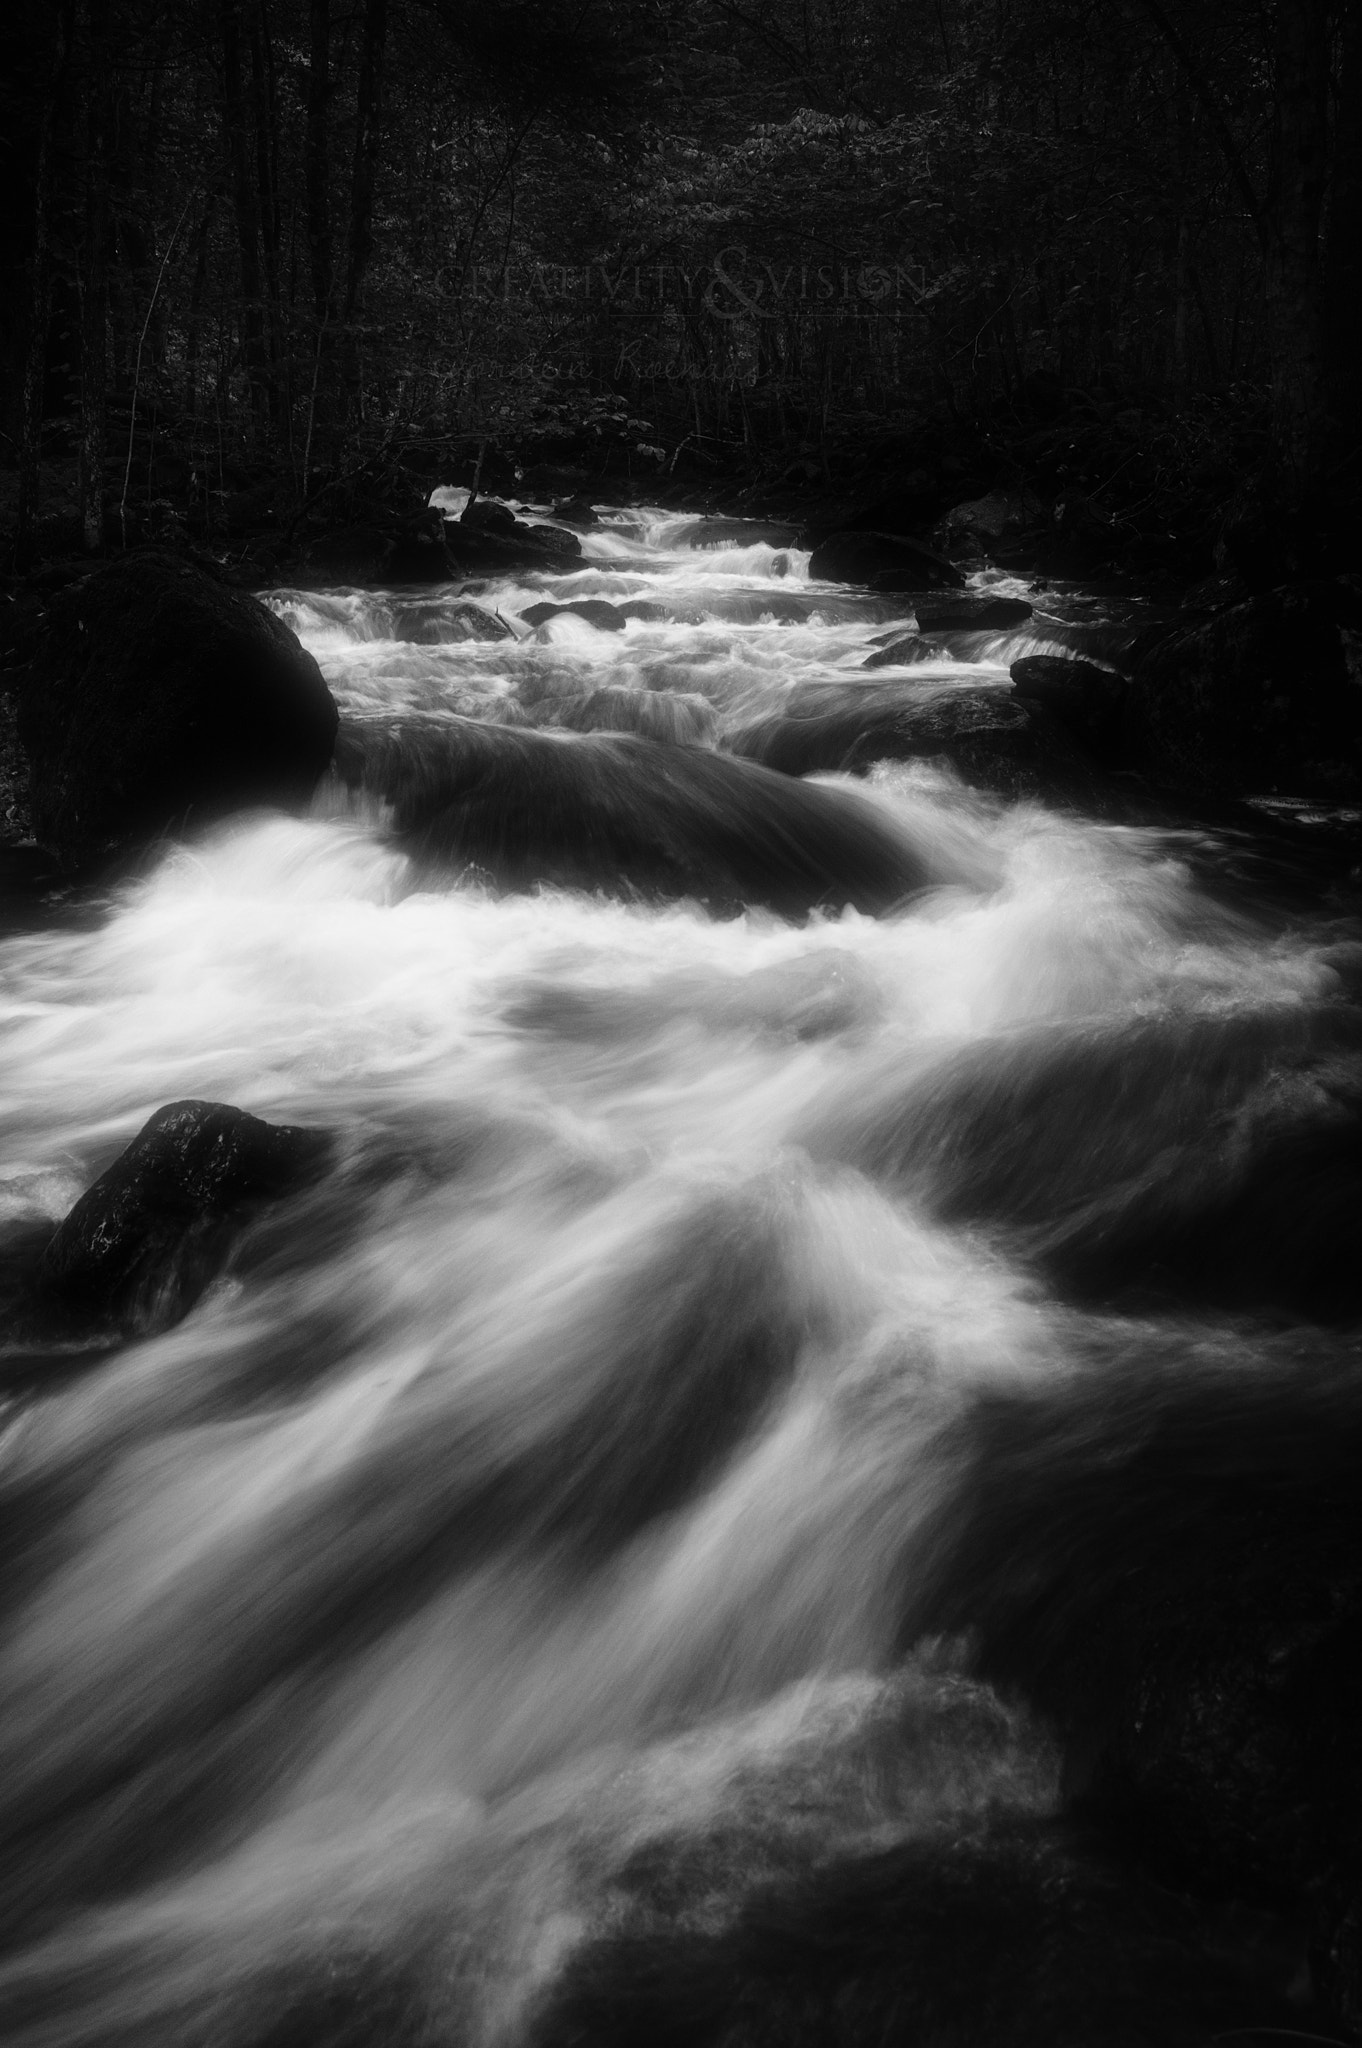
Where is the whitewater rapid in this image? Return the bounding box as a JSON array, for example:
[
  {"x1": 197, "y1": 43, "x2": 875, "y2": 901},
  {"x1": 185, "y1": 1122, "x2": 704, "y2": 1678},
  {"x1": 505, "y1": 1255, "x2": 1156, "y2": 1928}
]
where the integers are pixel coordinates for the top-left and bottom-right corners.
[{"x1": 0, "y1": 503, "x2": 1356, "y2": 2045}]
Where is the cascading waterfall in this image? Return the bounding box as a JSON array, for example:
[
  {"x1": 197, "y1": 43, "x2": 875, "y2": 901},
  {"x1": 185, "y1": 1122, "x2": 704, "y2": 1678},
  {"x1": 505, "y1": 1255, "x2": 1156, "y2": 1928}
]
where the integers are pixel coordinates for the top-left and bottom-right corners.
[{"x1": 0, "y1": 505, "x2": 1358, "y2": 2045}]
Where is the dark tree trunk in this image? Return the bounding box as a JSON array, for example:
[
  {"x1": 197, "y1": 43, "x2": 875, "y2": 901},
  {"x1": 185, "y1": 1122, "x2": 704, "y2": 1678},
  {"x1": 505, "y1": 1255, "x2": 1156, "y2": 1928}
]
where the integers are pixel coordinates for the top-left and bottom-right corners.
[
  {"x1": 1136, "y1": 0, "x2": 1331, "y2": 508},
  {"x1": 219, "y1": 0, "x2": 268, "y2": 428},
  {"x1": 1262, "y1": 0, "x2": 1330, "y2": 507},
  {"x1": 250, "y1": 0, "x2": 284, "y2": 426},
  {"x1": 1325, "y1": 0, "x2": 1362, "y2": 439},
  {"x1": 344, "y1": 0, "x2": 389, "y2": 310},
  {"x1": 183, "y1": 193, "x2": 217, "y2": 420},
  {"x1": 341, "y1": 0, "x2": 389, "y2": 413},
  {"x1": 305, "y1": 0, "x2": 333, "y2": 327},
  {"x1": 79, "y1": 0, "x2": 113, "y2": 554},
  {"x1": 14, "y1": 1, "x2": 74, "y2": 570}
]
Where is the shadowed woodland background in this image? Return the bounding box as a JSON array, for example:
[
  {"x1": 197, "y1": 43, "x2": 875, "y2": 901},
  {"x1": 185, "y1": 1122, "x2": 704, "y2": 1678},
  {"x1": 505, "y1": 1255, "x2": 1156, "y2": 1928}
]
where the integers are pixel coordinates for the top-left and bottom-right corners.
[{"x1": 2, "y1": 0, "x2": 1360, "y2": 571}]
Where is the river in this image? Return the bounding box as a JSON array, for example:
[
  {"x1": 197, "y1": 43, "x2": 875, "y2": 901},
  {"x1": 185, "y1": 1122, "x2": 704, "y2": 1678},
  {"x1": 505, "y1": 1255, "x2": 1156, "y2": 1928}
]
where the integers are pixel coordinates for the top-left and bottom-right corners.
[{"x1": 0, "y1": 504, "x2": 1358, "y2": 2044}]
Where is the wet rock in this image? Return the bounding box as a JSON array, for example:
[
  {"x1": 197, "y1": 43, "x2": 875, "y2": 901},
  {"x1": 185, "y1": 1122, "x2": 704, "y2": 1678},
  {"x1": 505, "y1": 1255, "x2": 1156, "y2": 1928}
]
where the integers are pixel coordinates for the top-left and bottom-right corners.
[
  {"x1": 1125, "y1": 589, "x2": 1362, "y2": 795},
  {"x1": 35, "y1": 1100, "x2": 330, "y2": 1333},
  {"x1": 532, "y1": 1815, "x2": 1304, "y2": 2048},
  {"x1": 808, "y1": 529, "x2": 965, "y2": 591},
  {"x1": 553, "y1": 687, "x2": 718, "y2": 746},
  {"x1": 333, "y1": 716, "x2": 932, "y2": 919},
  {"x1": 617, "y1": 600, "x2": 674, "y2": 623},
  {"x1": 1011, "y1": 655, "x2": 1127, "y2": 763},
  {"x1": 391, "y1": 600, "x2": 511, "y2": 644},
  {"x1": 672, "y1": 518, "x2": 798, "y2": 549},
  {"x1": 729, "y1": 682, "x2": 1107, "y2": 805},
  {"x1": 19, "y1": 552, "x2": 339, "y2": 867},
  {"x1": 521, "y1": 600, "x2": 627, "y2": 633}
]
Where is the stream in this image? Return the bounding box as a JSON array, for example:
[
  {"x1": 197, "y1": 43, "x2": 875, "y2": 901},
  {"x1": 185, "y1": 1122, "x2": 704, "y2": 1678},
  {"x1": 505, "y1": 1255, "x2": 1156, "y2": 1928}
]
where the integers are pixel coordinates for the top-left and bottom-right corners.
[{"x1": 0, "y1": 504, "x2": 1359, "y2": 2045}]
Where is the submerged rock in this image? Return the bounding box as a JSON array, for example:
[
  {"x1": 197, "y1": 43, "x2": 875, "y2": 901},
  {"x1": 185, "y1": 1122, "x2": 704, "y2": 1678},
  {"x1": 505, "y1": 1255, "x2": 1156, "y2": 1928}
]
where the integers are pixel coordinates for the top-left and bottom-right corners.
[
  {"x1": 19, "y1": 552, "x2": 339, "y2": 867},
  {"x1": 913, "y1": 594, "x2": 1034, "y2": 631},
  {"x1": 333, "y1": 716, "x2": 932, "y2": 918},
  {"x1": 552, "y1": 687, "x2": 718, "y2": 745},
  {"x1": 803, "y1": 1004, "x2": 1362, "y2": 1317},
  {"x1": 520, "y1": 600, "x2": 628, "y2": 633},
  {"x1": 531, "y1": 1811, "x2": 1302, "y2": 2048},
  {"x1": 36, "y1": 1100, "x2": 330, "y2": 1333},
  {"x1": 729, "y1": 682, "x2": 1106, "y2": 805},
  {"x1": 671, "y1": 517, "x2": 798, "y2": 549}
]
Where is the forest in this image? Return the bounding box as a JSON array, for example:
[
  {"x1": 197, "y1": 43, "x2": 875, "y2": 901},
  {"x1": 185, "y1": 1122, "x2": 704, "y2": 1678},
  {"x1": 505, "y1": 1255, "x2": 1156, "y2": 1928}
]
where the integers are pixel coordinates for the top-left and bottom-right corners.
[
  {"x1": 2, "y1": 0, "x2": 1360, "y2": 572},
  {"x1": 4, "y1": 8, "x2": 1362, "y2": 2047}
]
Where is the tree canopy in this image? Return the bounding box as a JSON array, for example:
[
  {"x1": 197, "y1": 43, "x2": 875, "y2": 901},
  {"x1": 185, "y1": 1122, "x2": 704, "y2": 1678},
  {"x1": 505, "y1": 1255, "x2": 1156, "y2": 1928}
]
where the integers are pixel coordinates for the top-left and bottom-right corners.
[{"x1": 2, "y1": 0, "x2": 1358, "y2": 559}]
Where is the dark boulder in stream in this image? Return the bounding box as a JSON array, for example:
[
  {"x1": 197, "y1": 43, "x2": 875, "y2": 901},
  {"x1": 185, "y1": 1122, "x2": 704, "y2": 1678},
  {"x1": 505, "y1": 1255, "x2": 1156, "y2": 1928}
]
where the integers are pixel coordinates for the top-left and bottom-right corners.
[
  {"x1": 443, "y1": 512, "x2": 582, "y2": 578},
  {"x1": 904, "y1": 1352, "x2": 1362, "y2": 2026},
  {"x1": 552, "y1": 687, "x2": 718, "y2": 745},
  {"x1": 1010, "y1": 655, "x2": 1128, "y2": 763},
  {"x1": 20, "y1": 552, "x2": 339, "y2": 867},
  {"x1": 334, "y1": 716, "x2": 931, "y2": 917},
  {"x1": 1125, "y1": 587, "x2": 1362, "y2": 794},
  {"x1": 36, "y1": 1100, "x2": 330, "y2": 1335},
  {"x1": 729, "y1": 682, "x2": 1108, "y2": 805},
  {"x1": 808, "y1": 529, "x2": 966, "y2": 591},
  {"x1": 295, "y1": 518, "x2": 454, "y2": 586},
  {"x1": 801, "y1": 1004, "x2": 1362, "y2": 1317},
  {"x1": 391, "y1": 599, "x2": 511, "y2": 644},
  {"x1": 913, "y1": 593, "x2": 1034, "y2": 632}
]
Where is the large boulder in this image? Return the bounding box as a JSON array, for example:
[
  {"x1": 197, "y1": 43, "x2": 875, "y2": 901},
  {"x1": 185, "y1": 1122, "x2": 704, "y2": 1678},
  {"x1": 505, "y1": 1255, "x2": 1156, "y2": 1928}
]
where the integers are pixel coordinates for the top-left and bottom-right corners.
[
  {"x1": 808, "y1": 530, "x2": 965, "y2": 592},
  {"x1": 459, "y1": 498, "x2": 519, "y2": 535},
  {"x1": 19, "y1": 552, "x2": 339, "y2": 866},
  {"x1": 729, "y1": 682, "x2": 1107, "y2": 806},
  {"x1": 1125, "y1": 588, "x2": 1362, "y2": 794},
  {"x1": 937, "y1": 489, "x2": 1046, "y2": 548},
  {"x1": 36, "y1": 1100, "x2": 329, "y2": 1334},
  {"x1": 332, "y1": 716, "x2": 935, "y2": 919},
  {"x1": 296, "y1": 517, "x2": 454, "y2": 586},
  {"x1": 442, "y1": 513, "x2": 581, "y2": 578}
]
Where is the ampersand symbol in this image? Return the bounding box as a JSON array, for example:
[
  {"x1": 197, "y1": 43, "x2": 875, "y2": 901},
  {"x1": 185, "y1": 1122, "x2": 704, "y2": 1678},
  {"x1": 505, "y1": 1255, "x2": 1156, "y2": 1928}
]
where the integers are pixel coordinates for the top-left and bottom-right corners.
[{"x1": 704, "y1": 246, "x2": 769, "y2": 319}]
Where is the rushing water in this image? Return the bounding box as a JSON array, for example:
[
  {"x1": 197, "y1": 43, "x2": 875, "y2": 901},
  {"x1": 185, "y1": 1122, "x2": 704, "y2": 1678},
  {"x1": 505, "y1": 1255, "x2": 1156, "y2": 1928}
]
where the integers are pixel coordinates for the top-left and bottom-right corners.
[{"x1": 0, "y1": 507, "x2": 1359, "y2": 2044}]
